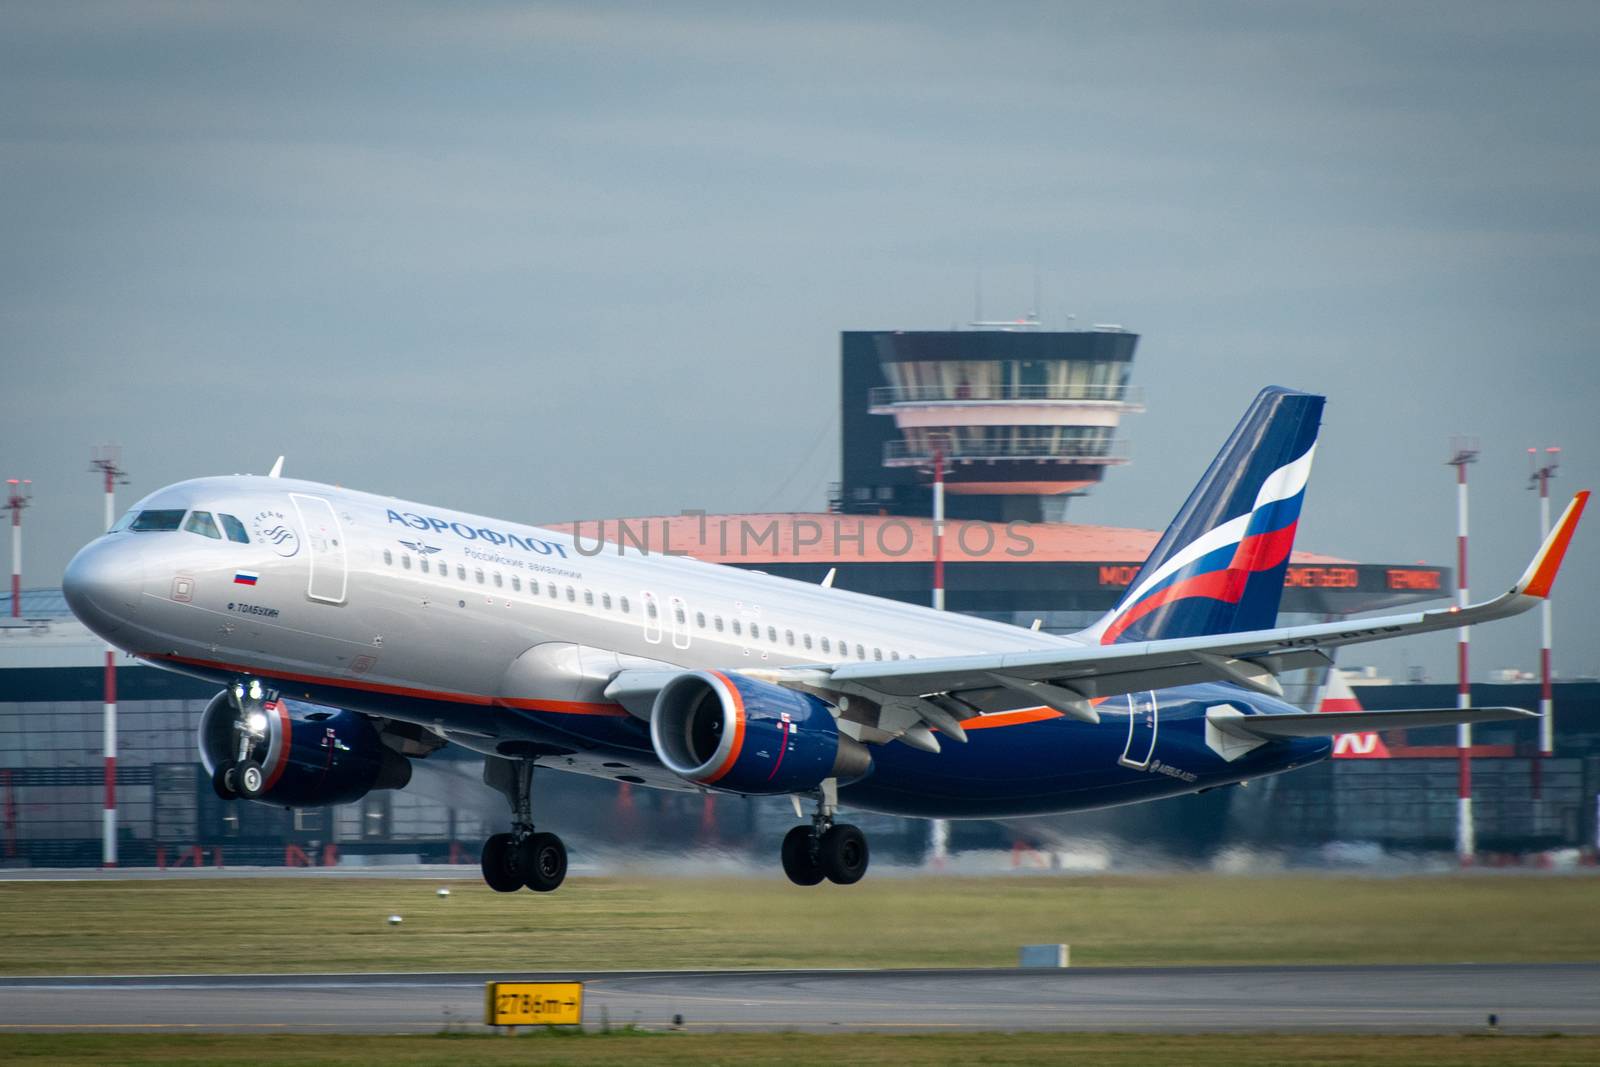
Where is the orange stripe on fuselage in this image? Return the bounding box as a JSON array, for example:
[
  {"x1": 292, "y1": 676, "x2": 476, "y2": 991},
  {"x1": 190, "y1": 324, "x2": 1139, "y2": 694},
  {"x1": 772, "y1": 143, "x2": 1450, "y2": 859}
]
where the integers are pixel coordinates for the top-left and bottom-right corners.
[
  {"x1": 500, "y1": 696, "x2": 630, "y2": 717},
  {"x1": 149, "y1": 653, "x2": 627, "y2": 717},
  {"x1": 702, "y1": 671, "x2": 747, "y2": 783}
]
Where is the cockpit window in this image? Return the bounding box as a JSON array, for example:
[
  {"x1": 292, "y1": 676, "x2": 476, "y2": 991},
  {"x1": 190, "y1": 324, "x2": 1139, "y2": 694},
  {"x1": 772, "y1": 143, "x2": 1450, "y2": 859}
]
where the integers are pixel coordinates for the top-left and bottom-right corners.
[
  {"x1": 184, "y1": 511, "x2": 222, "y2": 540},
  {"x1": 218, "y1": 513, "x2": 250, "y2": 544},
  {"x1": 130, "y1": 509, "x2": 186, "y2": 532}
]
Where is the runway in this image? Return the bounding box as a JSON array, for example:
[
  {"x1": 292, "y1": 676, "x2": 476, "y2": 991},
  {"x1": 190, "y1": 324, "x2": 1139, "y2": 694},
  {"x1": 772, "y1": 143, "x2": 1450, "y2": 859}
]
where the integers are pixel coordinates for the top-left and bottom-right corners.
[{"x1": 2, "y1": 963, "x2": 1597, "y2": 1034}]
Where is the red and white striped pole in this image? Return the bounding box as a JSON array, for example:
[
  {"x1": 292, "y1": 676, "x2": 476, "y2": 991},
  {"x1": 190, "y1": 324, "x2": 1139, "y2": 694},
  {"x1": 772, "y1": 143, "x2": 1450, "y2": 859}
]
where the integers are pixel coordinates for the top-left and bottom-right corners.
[
  {"x1": 1531, "y1": 448, "x2": 1559, "y2": 763},
  {"x1": 5, "y1": 479, "x2": 29, "y2": 617},
  {"x1": 930, "y1": 444, "x2": 948, "y2": 869},
  {"x1": 931, "y1": 445, "x2": 946, "y2": 612},
  {"x1": 1449, "y1": 438, "x2": 1478, "y2": 863},
  {"x1": 91, "y1": 446, "x2": 127, "y2": 868}
]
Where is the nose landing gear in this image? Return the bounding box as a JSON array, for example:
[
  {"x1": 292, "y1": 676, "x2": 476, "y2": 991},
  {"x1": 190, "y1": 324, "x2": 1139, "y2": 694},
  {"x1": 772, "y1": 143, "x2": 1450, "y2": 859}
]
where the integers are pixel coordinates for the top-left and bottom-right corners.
[
  {"x1": 780, "y1": 779, "x2": 869, "y2": 886},
  {"x1": 211, "y1": 679, "x2": 273, "y2": 801},
  {"x1": 481, "y1": 756, "x2": 568, "y2": 893}
]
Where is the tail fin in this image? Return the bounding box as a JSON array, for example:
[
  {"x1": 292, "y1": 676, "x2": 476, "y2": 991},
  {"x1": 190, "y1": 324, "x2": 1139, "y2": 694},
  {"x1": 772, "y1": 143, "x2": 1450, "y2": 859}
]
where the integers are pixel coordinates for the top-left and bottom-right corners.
[{"x1": 1085, "y1": 386, "x2": 1324, "y2": 645}]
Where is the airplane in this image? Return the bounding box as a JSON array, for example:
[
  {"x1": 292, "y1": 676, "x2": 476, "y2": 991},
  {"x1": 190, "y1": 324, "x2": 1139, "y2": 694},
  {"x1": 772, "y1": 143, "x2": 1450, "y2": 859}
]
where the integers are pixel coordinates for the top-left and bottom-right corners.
[{"x1": 62, "y1": 387, "x2": 1588, "y2": 893}]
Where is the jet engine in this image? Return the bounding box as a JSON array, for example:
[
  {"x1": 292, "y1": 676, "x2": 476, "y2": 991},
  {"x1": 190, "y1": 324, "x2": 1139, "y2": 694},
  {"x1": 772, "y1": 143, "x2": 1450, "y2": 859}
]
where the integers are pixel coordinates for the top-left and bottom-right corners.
[
  {"x1": 198, "y1": 689, "x2": 412, "y2": 807},
  {"x1": 649, "y1": 671, "x2": 871, "y2": 795}
]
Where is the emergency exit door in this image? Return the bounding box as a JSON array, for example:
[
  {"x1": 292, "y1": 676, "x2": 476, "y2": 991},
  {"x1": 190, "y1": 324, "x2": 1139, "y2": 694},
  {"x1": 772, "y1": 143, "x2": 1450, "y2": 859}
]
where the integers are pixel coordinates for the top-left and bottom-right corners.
[
  {"x1": 290, "y1": 493, "x2": 348, "y2": 604},
  {"x1": 1118, "y1": 690, "x2": 1159, "y2": 770}
]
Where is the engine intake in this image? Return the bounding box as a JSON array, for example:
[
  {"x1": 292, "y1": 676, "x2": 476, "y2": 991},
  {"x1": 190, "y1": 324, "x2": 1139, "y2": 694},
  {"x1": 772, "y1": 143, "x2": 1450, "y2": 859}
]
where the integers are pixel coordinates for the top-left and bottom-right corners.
[
  {"x1": 199, "y1": 690, "x2": 411, "y2": 807},
  {"x1": 649, "y1": 671, "x2": 871, "y2": 795}
]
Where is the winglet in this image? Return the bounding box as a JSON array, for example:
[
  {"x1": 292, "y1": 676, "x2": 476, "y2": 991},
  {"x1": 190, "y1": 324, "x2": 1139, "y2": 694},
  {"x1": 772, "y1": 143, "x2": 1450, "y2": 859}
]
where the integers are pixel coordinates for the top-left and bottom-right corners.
[
  {"x1": 1515, "y1": 490, "x2": 1588, "y2": 598},
  {"x1": 268, "y1": 456, "x2": 285, "y2": 479},
  {"x1": 820, "y1": 567, "x2": 836, "y2": 589}
]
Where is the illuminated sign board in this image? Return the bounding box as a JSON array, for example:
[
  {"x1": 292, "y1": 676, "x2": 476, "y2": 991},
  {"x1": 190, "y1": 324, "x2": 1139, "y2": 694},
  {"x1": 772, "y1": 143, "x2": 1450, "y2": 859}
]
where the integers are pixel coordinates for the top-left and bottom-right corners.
[{"x1": 1386, "y1": 568, "x2": 1443, "y2": 591}]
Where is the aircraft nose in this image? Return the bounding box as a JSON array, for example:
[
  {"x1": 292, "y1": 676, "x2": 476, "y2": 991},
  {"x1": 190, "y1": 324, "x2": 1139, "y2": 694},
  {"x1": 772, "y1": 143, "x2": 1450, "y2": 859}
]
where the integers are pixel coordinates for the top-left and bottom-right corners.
[{"x1": 62, "y1": 537, "x2": 144, "y2": 639}]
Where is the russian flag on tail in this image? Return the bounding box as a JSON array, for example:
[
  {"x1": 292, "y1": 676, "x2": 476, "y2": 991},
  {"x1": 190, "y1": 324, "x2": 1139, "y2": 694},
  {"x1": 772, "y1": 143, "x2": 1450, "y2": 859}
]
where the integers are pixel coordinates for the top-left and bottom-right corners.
[
  {"x1": 1084, "y1": 386, "x2": 1324, "y2": 645},
  {"x1": 234, "y1": 571, "x2": 259, "y2": 586}
]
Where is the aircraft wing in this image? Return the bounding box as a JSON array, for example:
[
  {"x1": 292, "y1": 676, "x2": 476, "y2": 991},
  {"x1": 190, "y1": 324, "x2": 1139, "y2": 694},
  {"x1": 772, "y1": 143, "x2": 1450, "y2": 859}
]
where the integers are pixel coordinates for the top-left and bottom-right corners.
[{"x1": 810, "y1": 491, "x2": 1587, "y2": 746}]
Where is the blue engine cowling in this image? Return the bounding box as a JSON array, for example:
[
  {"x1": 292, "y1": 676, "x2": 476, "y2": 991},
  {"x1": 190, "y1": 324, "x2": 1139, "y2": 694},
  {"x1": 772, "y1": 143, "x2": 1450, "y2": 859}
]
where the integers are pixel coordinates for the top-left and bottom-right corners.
[
  {"x1": 649, "y1": 671, "x2": 871, "y2": 795},
  {"x1": 198, "y1": 691, "x2": 411, "y2": 807}
]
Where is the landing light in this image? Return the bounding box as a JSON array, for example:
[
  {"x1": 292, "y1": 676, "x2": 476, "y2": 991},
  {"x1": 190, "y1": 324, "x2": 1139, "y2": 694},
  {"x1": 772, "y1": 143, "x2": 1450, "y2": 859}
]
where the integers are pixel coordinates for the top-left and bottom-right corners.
[{"x1": 246, "y1": 711, "x2": 269, "y2": 735}]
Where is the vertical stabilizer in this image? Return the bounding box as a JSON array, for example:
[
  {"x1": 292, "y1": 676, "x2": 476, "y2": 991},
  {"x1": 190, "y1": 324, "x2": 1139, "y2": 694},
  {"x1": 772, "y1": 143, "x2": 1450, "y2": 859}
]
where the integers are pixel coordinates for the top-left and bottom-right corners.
[{"x1": 1084, "y1": 386, "x2": 1323, "y2": 645}]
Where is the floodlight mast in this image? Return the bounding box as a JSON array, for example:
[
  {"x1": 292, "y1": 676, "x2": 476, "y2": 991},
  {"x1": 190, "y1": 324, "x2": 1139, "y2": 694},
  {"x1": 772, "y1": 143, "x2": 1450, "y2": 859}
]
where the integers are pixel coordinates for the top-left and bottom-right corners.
[
  {"x1": 4, "y1": 479, "x2": 31, "y2": 618},
  {"x1": 1529, "y1": 447, "x2": 1560, "y2": 771},
  {"x1": 1448, "y1": 436, "x2": 1479, "y2": 864},
  {"x1": 89, "y1": 446, "x2": 129, "y2": 869}
]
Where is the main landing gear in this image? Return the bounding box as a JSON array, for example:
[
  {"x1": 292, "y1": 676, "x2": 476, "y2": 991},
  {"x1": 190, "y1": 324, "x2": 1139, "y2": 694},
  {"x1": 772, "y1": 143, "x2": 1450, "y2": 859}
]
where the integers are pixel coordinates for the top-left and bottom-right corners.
[
  {"x1": 780, "y1": 779, "x2": 869, "y2": 887},
  {"x1": 481, "y1": 756, "x2": 568, "y2": 893}
]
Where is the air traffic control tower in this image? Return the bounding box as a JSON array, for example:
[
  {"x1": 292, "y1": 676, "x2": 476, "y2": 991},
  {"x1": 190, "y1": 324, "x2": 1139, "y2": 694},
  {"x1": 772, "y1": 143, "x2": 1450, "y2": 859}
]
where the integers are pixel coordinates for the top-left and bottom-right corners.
[{"x1": 838, "y1": 323, "x2": 1141, "y2": 523}]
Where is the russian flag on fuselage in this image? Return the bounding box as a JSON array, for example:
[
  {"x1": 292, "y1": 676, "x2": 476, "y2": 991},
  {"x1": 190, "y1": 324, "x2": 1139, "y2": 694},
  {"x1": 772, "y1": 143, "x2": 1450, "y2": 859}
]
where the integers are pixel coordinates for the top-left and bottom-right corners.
[{"x1": 1088, "y1": 386, "x2": 1324, "y2": 645}]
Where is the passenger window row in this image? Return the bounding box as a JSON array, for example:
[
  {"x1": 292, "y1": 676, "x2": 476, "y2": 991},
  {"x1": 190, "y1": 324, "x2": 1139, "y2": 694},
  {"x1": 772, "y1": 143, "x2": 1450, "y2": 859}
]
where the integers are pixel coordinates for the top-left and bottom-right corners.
[{"x1": 380, "y1": 549, "x2": 910, "y2": 662}]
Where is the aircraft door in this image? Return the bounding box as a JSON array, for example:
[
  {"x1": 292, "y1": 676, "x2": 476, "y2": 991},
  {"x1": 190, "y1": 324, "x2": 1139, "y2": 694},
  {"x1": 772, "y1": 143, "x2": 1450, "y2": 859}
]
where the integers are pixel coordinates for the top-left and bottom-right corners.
[
  {"x1": 1118, "y1": 690, "x2": 1158, "y2": 770},
  {"x1": 640, "y1": 590, "x2": 662, "y2": 644},
  {"x1": 290, "y1": 493, "x2": 348, "y2": 605},
  {"x1": 668, "y1": 595, "x2": 691, "y2": 650}
]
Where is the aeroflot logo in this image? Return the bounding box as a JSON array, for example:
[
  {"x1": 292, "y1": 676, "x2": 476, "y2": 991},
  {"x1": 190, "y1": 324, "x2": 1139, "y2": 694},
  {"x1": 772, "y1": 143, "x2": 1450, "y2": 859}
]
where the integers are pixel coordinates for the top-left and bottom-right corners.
[
  {"x1": 386, "y1": 510, "x2": 569, "y2": 559},
  {"x1": 252, "y1": 510, "x2": 301, "y2": 558}
]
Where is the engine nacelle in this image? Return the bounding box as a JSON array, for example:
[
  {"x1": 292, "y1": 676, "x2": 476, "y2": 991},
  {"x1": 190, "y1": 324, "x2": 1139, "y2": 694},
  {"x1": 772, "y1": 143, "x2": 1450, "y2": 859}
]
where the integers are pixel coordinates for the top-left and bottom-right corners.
[
  {"x1": 198, "y1": 690, "x2": 412, "y2": 807},
  {"x1": 649, "y1": 671, "x2": 871, "y2": 795}
]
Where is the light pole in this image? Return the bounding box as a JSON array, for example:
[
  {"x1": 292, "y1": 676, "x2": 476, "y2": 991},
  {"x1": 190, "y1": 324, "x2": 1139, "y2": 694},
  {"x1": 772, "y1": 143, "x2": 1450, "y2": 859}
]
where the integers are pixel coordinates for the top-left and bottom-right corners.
[
  {"x1": 1448, "y1": 437, "x2": 1479, "y2": 863},
  {"x1": 931, "y1": 444, "x2": 946, "y2": 611},
  {"x1": 1529, "y1": 447, "x2": 1560, "y2": 786},
  {"x1": 929, "y1": 442, "x2": 948, "y2": 868},
  {"x1": 90, "y1": 446, "x2": 129, "y2": 868},
  {"x1": 4, "y1": 479, "x2": 30, "y2": 617}
]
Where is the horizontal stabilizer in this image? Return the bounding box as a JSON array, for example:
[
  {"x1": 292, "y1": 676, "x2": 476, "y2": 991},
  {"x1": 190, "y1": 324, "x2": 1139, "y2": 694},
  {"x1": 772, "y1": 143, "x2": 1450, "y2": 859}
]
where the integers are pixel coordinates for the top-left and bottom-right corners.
[{"x1": 1215, "y1": 706, "x2": 1536, "y2": 740}]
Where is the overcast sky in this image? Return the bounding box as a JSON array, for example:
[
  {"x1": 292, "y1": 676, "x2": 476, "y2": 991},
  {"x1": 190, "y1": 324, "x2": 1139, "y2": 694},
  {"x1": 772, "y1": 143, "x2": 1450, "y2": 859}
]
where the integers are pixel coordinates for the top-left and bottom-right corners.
[{"x1": 3, "y1": 1, "x2": 1597, "y2": 682}]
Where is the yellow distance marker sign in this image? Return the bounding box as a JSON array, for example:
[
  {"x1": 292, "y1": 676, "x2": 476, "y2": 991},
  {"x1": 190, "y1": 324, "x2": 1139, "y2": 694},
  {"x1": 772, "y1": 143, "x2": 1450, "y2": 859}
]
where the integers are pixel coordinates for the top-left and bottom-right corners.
[{"x1": 485, "y1": 981, "x2": 583, "y2": 1027}]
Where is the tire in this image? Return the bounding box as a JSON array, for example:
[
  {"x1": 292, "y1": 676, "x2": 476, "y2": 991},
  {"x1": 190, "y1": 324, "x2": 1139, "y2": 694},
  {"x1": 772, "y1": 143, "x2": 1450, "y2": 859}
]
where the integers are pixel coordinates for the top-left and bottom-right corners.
[
  {"x1": 780, "y1": 825, "x2": 824, "y2": 886},
  {"x1": 235, "y1": 760, "x2": 266, "y2": 800},
  {"x1": 480, "y1": 833, "x2": 522, "y2": 893},
  {"x1": 518, "y1": 832, "x2": 567, "y2": 893},
  {"x1": 211, "y1": 761, "x2": 238, "y2": 800},
  {"x1": 818, "y1": 824, "x2": 869, "y2": 885}
]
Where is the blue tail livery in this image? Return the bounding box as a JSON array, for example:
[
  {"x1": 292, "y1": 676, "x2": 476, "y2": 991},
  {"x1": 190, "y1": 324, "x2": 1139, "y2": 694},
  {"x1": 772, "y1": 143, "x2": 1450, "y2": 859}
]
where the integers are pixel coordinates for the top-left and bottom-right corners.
[{"x1": 1087, "y1": 386, "x2": 1324, "y2": 645}]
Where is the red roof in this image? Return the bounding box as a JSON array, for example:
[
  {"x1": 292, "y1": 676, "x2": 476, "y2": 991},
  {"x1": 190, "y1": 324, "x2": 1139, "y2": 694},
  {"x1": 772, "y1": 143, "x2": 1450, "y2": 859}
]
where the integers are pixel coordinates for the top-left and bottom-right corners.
[{"x1": 546, "y1": 513, "x2": 1350, "y2": 566}]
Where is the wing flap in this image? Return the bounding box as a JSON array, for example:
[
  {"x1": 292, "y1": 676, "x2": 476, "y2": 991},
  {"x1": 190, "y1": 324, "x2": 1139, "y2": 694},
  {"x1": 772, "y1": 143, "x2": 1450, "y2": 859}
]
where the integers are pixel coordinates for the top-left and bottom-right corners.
[{"x1": 1213, "y1": 706, "x2": 1537, "y2": 740}]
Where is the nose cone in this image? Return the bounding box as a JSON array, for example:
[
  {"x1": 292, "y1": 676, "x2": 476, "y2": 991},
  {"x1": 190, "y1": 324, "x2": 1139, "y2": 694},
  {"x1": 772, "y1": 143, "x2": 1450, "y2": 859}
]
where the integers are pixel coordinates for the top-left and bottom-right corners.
[{"x1": 63, "y1": 537, "x2": 144, "y2": 640}]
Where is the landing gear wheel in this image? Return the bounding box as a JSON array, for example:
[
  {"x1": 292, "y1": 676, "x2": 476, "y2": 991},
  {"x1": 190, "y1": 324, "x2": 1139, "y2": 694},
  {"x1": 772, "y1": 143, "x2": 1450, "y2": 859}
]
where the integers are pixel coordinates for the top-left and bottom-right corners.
[
  {"x1": 818, "y1": 824, "x2": 869, "y2": 885},
  {"x1": 480, "y1": 833, "x2": 522, "y2": 893},
  {"x1": 235, "y1": 760, "x2": 266, "y2": 800},
  {"x1": 517, "y1": 832, "x2": 567, "y2": 892},
  {"x1": 211, "y1": 760, "x2": 238, "y2": 800},
  {"x1": 780, "y1": 826, "x2": 825, "y2": 886}
]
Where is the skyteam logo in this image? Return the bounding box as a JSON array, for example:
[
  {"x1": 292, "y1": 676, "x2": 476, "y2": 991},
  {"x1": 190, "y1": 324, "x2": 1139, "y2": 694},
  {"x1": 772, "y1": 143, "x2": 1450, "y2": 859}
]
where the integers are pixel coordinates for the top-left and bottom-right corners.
[
  {"x1": 251, "y1": 510, "x2": 301, "y2": 558},
  {"x1": 1093, "y1": 443, "x2": 1316, "y2": 645}
]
